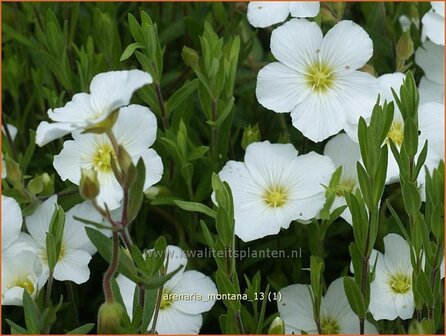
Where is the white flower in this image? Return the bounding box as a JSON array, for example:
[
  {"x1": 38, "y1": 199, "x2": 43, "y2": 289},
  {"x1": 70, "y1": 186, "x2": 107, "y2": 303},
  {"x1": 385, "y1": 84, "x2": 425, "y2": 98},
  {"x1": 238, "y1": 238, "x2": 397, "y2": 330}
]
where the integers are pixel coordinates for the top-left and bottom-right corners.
[
  {"x1": 247, "y1": 1, "x2": 319, "y2": 28},
  {"x1": 323, "y1": 134, "x2": 361, "y2": 225},
  {"x1": 369, "y1": 234, "x2": 415, "y2": 320},
  {"x1": 346, "y1": 73, "x2": 444, "y2": 185},
  {"x1": 35, "y1": 70, "x2": 152, "y2": 146},
  {"x1": 278, "y1": 277, "x2": 378, "y2": 334},
  {"x1": 2, "y1": 248, "x2": 42, "y2": 306},
  {"x1": 415, "y1": 40, "x2": 444, "y2": 104},
  {"x1": 422, "y1": 2, "x2": 444, "y2": 45},
  {"x1": 53, "y1": 104, "x2": 163, "y2": 210},
  {"x1": 116, "y1": 245, "x2": 217, "y2": 334},
  {"x1": 25, "y1": 196, "x2": 100, "y2": 284},
  {"x1": 256, "y1": 19, "x2": 379, "y2": 142},
  {"x1": 218, "y1": 141, "x2": 334, "y2": 242},
  {"x1": 2, "y1": 195, "x2": 22, "y2": 251}
]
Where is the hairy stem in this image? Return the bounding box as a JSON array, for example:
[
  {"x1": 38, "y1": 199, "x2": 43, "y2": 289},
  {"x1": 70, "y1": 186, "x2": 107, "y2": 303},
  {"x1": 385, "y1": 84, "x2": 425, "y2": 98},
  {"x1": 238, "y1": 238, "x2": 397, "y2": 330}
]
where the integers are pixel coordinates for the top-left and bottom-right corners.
[{"x1": 103, "y1": 231, "x2": 119, "y2": 303}]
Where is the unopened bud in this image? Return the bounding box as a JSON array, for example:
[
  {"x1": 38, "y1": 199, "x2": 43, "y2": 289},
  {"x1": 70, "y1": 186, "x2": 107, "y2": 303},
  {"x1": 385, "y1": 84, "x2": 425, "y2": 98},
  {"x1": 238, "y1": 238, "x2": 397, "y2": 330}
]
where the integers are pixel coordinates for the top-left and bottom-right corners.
[
  {"x1": 97, "y1": 301, "x2": 125, "y2": 334},
  {"x1": 40, "y1": 173, "x2": 54, "y2": 196},
  {"x1": 182, "y1": 46, "x2": 199, "y2": 69},
  {"x1": 117, "y1": 145, "x2": 136, "y2": 187},
  {"x1": 268, "y1": 316, "x2": 285, "y2": 334},
  {"x1": 80, "y1": 168, "x2": 100, "y2": 200},
  {"x1": 320, "y1": 7, "x2": 337, "y2": 24},
  {"x1": 241, "y1": 124, "x2": 261, "y2": 150},
  {"x1": 27, "y1": 176, "x2": 44, "y2": 195},
  {"x1": 5, "y1": 156, "x2": 22, "y2": 183},
  {"x1": 396, "y1": 31, "x2": 414, "y2": 61}
]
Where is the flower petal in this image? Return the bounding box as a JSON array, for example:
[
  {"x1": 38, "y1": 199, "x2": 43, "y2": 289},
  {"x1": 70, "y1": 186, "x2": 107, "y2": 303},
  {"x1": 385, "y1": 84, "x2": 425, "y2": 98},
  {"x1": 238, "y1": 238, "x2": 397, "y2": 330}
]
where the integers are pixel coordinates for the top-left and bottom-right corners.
[
  {"x1": 25, "y1": 195, "x2": 58, "y2": 246},
  {"x1": 323, "y1": 133, "x2": 361, "y2": 179},
  {"x1": 171, "y1": 270, "x2": 217, "y2": 314},
  {"x1": 113, "y1": 104, "x2": 158, "y2": 153},
  {"x1": 383, "y1": 234, "x2": 412, "y2": 273},
  {"x1": 394, "y1": 292, "x2": 415, "y2": 320},
  {"x1": 422, "y1": 11, "x2": 445, "y2": 45},
  {"x1": 141, "y1": 148, "x2": 164, "y2": 190},
  {"x1": 270, "y1": 18, "x2": 323, "y2": 72},
  {"x1": 256, "y1": 62, "x2": 311, "y2": 113},
  {"x1": 64, "y1": 201, "x2": 103, "y2": 254},
  {"x1": 53, "y1": 248, "x2": 92, "y2": 284},
  {"x1": 289, "y1": 2, "x2": 320, "y2": 18},
  {"x1": 321, "y1": 20, "x2": 373, "y2": 72},
  {"x1": 419, "y1": 102, "x2": 445, "y2": 161},
  {"x1": 47, "y1": 93, "x2": 97, "y2": 123},
  {"x1": 96, "y1": 170, "x2": 124, "y2": 210},
  {"x1": 291, "y1": 90, "x2": 347, "y2": 142},
  {"x1": 278, "y1": 284, "x2": 318, "y2": 334},
  {"x1": 154, "y1": 308, "x2": 203, "y2": 334},
  {"x1": 415, "y1": 40, "x2": 444, "y2": 84},
  {"x1": 89, "y1": 70, "x2": 152, "y2": 121},
  {"x1": 2, "y1": 195, "x2": 23, "y2": 251},
  {"x1": 116, "y1": 274, "x2": 136, "y2": 318},
  {"x1": 35, "y1": 121, "x2": 77, "y2": 147},
  {"x1": 419, "y1": 77, "x2": 444, "y2": 104},
  {"x1": 247, "y1": 2, "x2": 290, "y2": 28}
]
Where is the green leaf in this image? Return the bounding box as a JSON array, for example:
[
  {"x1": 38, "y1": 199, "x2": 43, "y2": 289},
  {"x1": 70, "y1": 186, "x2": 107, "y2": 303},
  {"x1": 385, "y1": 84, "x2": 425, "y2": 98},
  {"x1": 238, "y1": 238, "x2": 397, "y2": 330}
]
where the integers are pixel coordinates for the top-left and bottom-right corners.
[
  {"x1": 141, "y1": 289, "x2": 157, "y2": 332},
  {"x1": 5, "y1": 319, "x2": 28, "y2": 334},
  {"x1": 127, "y1": 159, "x2": 146, "y2": 224},
  {"x1": 343, "y1": 276, "x2": 366, "y2": 318},
  {"x1": 145, "y1": 235, "x2": 167, "y2": 277},
  {"x1": 166, "y1": 79, "x2": 198, "y2": 113},
  {"x1": 200, "y1": 220, "x2": 215, "y2": 249},
  {"x1": 85, "y1": 227, "x2": 141, "y2": 283},
  {"x1": 215, "y1": 269, "x2": 241, "y2": 311},
  {"x1": 174, "y1": 200, "x2": 216, "y2": 218},
  {"x1": 66, "y1": 323, "x2": 95, "y2": 334},
  {"x1": 120, "y1": 42, "x2": 145, "y2": 61},
  {"x1": 142, "y1": 264, "x2": 183, "y2": 289},
  {"x1": 23, "y1": 290, "x2": 42, "y2": 334},
  {"x1": 401, "y1": 181, "x2": 421, "y2": 215}
]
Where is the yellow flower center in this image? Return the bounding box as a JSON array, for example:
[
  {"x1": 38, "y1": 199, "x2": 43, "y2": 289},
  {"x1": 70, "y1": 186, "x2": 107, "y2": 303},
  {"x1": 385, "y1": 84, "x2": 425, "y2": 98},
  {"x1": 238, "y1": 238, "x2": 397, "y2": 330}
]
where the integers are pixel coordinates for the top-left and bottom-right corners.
[
  {"x1": 306, "y1": 62, "x2": 335, "y2": 92},
  {"x1": 387, "y1": 121, "x2": 404, "y2": 147},
  {"x1": 93, "y1": 144, "x2": 115, "y2": 173},
  {"x1": 388, "y1": 272, "x2": 411, "y2": 294},
  {"x1": 10, "y1": 277, "x2": 35, "y2": 296},
  {"x1": 160, "y1": 289, "x2": 174, "y2": 310},
  {"x1": 263, "y1": 186, "x2": 288, "y2": 208},
  {"x1": 335, "y1": 178, "x2": 356, "y2": 197},
  {"x1": 321, "y1": 316, "x2": 340, "y2": 334}
]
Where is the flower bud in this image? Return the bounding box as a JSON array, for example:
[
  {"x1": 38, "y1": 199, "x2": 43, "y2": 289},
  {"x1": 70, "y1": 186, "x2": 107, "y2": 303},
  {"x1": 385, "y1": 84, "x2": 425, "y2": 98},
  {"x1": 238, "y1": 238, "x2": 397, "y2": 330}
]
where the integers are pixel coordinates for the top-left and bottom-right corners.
[
  {"x1": 97, "y1": 301, "x2": 125, "y2": 334},
  {"x1": 268, "y1": 316, "x2": 285, "y2": 334},
  {"x1": 182, "y1": 46, "x2": 199, "y2": 69},
  {"x1": 80, "y1": 168, "x2": 100, "y2": 200},
  {"x1": 117, "y1": 145, "x2": 136, "y2": 187},
  {"x1": 396, "y1": 31, "x2": 414, "y2": 61},
  {"x1": 241, "y1": 124, "x2": 261, "y2": 150},
  {"x1": 40, "y1": 173, "x2": 55, "y2": 196},
  {"x1": 5, "y1": 156, "x2": 22, "y2": 183}
]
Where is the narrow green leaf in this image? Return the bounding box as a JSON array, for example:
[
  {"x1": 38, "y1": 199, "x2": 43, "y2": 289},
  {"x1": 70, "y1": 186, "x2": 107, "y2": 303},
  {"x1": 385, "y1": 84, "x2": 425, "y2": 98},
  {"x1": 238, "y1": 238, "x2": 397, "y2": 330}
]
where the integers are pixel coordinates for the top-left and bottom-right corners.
[
  {"x1": 120, "y1": 42, "x2": 145, "y2": 61},
  {"x1": 174, "y1": 200, "x2": 216, "y2": 218},
  {"x1": 66, "y1": 323, "x2": 95, "y2": 334},
  {"x1": 343, "y1": 276, "x2": 366, "y2": 318}
]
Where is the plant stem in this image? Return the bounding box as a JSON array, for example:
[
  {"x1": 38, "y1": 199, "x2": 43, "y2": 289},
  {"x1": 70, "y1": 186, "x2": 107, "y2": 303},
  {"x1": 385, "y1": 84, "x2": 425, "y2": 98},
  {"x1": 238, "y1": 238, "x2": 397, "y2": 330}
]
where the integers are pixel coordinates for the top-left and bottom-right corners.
[
  {"x1": 103, "y1": 231, "x2": 119, "y2": 303},
  {"x1": 66, "y1": 281, "x2": 80, "y2": 327},
  {"x1": 155, "y1": 82, "x2": 169, "y2": 129},
  {"x1": 149, "y1": 286, "x2": 164, "y2": 334},
  {"x1": 45, "y1": 272, "x2": 54, "y2": 307},
  {"x1": 210, "y1": 99, "x2": 219, "y2": 161}
]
